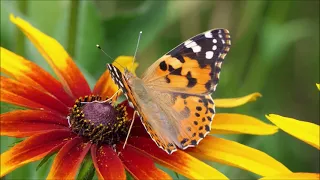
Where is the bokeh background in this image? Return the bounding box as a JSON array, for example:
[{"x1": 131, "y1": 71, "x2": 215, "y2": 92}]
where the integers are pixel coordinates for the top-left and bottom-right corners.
[{"x1": 1, "y1": 0, "x2": 319, "y2": 179}]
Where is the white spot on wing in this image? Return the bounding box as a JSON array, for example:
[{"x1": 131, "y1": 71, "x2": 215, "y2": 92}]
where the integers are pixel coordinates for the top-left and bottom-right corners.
[
  {"x1": 184, "y1": 40, "x2": 195, "y2": 48},
  {"x1": 212, "y1": 39, "x2": 217, "y2": 43},
  {"x1": 184, "y1": 39, "x2": 201, "y2": 53},
  {"x1": 221, "y1": 39, "x2": 225, "y2": 44},
  {"x1": 204, "y1": 31, "x2": 213, "y2": 38},
  {"x1": 192, "y1": 45, "x2": 201, "y2": 53},
  {"x1": 205, "y1": 51, "x2": 214, "y2": 59},
  {"x1": 212, "y1": 45, "x2": 217, "y2": 51}
]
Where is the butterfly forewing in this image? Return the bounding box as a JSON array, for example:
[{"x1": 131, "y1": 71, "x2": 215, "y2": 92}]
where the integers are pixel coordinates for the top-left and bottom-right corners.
[{"x1": 142, "y1": 29, "x2": 231, "y2": 95}]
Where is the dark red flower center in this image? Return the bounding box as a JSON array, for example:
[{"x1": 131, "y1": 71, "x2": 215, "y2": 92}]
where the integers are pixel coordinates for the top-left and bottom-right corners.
[{"x1": 68, "y1": 95, "x2": 129, "y2": 145}]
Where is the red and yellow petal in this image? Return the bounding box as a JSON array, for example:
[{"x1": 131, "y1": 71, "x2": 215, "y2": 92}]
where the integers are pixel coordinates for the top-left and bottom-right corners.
[
  {"x1": 0, "y1": 47, "x2": 74, "y2": 107},
  {"x1": 266, "y1": 114, "x2": 320, "y2": 149},
  {"x1": 47, "y1": 137, "x2": 91, "y2": 179},
  {"x1": 10, "y1": 14, "x2": 91, "y2": 99},
  {"x1": 93, "y1": 70, "x2": 117, "y2": 99},
  {"x1": 128, "y1": 137, "x2": 228, "y2": 179},
  {"x1": 187, "y1": 136, "x2": 292, "y2": 177},
  {"x1": 118, "y1": 143, "x2": 171, "y2": 180},
  {"x1": 211, "y1": 113, "x2": 278, "y2": 135},
  {"x1": 93, "y1": 56, "x2": 138, "y2": 99},
  {"x1": 91, "y1": 144, "x2": 126, "y2": 180},
  {"x1": 260, "y1": 173, "x2": 320, "y2": 180},
  {"x1": 0, "y1": 77, "x2": 69, "y2": 115},
  {"x1": 0, "y1": 129, "x2": 75, "y2": 177},
  {"x1": 214, "y1": 92, "x2": 262, "y2": 108},
  {"x1": 0, "y1": 110, "x2": 68, "y2": 138}
]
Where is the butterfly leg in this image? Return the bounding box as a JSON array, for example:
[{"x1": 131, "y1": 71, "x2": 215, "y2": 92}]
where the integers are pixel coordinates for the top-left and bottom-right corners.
[
  {"x1": 123, "y1": 110, "x2": 136, "y2": 149},
  {"x1": 100, "y1": 88, "x2": 121, "y2": 103},
  {"x1": 80, "y1": 89, "x2": 121, "y2": 105}
]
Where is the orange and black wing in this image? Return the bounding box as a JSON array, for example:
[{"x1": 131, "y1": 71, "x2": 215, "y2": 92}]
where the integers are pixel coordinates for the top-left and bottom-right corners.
[{"x1": 142, "y1": 29, "x2": 231, "y2": 95}]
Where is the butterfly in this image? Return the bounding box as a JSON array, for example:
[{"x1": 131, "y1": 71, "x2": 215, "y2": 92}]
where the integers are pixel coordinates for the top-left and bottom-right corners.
[{"x1": 107, "y1": 29, "x2": 231, "y2": 154}]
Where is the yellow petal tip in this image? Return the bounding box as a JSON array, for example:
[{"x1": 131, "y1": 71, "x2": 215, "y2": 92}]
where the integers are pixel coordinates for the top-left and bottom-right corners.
[
  {"x1": 316, "y1": 83, "x2": 320, "y2": 90},
  {"x1": 266, "y1": 114, "x2": 320, "y2": 150},
  {"x1": 9, "y1": 14, "x2": 15, "y2": 21},
  {"x1": 9, "y1": 14, "x2": 24, "y2": 27},
  {"x1": 250, "y1": 92, "x2": 262, "y2": 100},
  {"x1": 215, "y1": 92, "x2": 262, "y2": 108},
  {"x1": 256, "y1": 92, "x2": 262, "y2": 97}
]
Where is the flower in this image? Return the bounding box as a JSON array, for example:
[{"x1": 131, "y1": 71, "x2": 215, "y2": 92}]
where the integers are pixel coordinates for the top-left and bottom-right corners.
[
  {"x1": 262, "y1": 115, "x2": 320, "y2": 180},
  {"x1": 260, "y1": 84, "x2": 320, "y2": 179},
  {"x1": 1, "y1": 15, "x2": 292, "y2": 179}
]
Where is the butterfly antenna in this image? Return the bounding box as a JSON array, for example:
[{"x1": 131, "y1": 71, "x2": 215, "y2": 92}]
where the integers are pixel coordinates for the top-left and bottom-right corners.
[
  {"x1": 131, "y1": 31, "x2": 142, "y2": 71},
  {"x1": 96, "y1": 44, "x2": 125, "y2": 69}
]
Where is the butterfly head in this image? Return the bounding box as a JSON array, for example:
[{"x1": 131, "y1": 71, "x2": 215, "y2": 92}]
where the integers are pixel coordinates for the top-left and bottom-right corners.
[{"x1": 123, "y1": 67, "x2": 135, "y2": 82}]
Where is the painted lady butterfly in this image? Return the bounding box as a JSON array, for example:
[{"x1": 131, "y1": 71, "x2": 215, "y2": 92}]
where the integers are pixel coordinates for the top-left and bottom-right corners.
[{"x1": 107, "y1": 29, "x2": 231, "y2": 154}]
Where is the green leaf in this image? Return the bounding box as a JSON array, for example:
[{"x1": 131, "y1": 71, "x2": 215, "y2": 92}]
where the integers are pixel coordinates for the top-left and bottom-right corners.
[
  {"x1": 155, "y1": 163, "x2": 183, "y2": 179},
  {"x1": 0, "y1": 102, "x2": 25, "y2": 113},
  {"x1": 125, "y1": 171, "x2": 134, "y2": 180},
  {"x1": 74, "y1": 1, "x2": 106, "y2": 79},
  {"x1": 103, "y1": 1, "x2": 207, "y2": 57},
  {"x1": 0, "y1": 1, "x2": 34, "y2": 52},
  {"x1": 36, "y1": 152, "x2": 55, "y2": 171},
  {"x1": 8, "y1": 139, "x2": 24, "y2": 148},
  {"x1": 103, "y1": 1, "x2": 167, "y2": 57},
  {"x1": 174, "y1": 172, "x2": 180, "y2": 179},
  {"x1": 77, "y1": 155, "x2": 95, "y2": 180}
]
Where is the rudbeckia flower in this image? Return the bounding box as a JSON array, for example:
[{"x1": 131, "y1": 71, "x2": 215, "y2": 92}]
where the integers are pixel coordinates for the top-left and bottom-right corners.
[
  {"x1": 1, "y1": 15, "x2": 292, "y2": 179},
  {"x1": 261, "y1": 85, "x2": 320, "y2": 180}
]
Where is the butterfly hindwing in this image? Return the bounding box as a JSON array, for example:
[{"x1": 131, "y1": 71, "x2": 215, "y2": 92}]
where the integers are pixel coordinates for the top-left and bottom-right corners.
[
  {"x1": 142, "y1": 29, "x2": 231, "y2": 95},
  {"x1": 151, "y1": 91, "x2": 215, "y2": 149}
]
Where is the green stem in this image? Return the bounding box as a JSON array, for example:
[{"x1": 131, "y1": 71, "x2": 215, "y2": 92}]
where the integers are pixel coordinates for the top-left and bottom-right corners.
[
  {"x1": 67, "y1": 0, "x2": 79, "y2": 57},
  {"x1": 16, "y1": 0, "x2": 28, "y2": 55}
]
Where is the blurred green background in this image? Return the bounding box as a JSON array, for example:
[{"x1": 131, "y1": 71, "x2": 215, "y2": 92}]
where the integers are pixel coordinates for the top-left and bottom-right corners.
[{"x1": 1, "y1": 0, "x2": 319, "y2": 179}]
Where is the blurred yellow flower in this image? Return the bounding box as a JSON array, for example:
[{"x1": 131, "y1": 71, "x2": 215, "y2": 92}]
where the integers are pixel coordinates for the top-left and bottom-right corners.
[
  {"x1": 261, "y1": 84, "x2": 320, "y2": 179},
  {"x1": 266, "y1": 114, "x2": 319, "y2": 149}
]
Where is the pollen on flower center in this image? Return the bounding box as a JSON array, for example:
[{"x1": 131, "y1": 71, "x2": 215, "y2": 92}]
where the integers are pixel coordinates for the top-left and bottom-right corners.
[{"x1": 68, "y1": 95, "x2": 129, "y2": 145}]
